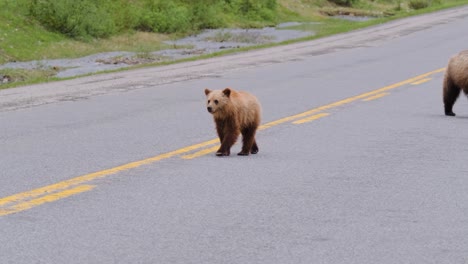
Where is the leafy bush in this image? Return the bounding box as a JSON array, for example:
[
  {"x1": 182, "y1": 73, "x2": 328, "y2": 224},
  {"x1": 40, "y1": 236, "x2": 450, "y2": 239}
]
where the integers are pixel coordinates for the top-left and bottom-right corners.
[
  {"x1": 327, "y1": 0, "x2": 359, "y2": 6},
  {"x1": 408, "y1": 0, "x2": 429, "y2": 9},
  {"x1": 190, "y1": 1, "x2": 227, "y2": 29},
  {"x1": 138, "y1": 1, "x2": 191, "y2": 33},
  {"x1": 228, "y1": 0, "x2": 278, "y2": 20},
  {"x1": 29, "y1": 0, "x2": 116, "y2": 39},
  {"x1": 106, "y1": 1, "x2": 144, "y2": 33},
  {"x1": 28, "y1": 0, "x2": 278, "y2": 39}
]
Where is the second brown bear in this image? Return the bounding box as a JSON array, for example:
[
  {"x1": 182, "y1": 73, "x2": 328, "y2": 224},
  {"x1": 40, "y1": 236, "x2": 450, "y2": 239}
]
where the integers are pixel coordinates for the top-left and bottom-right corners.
[
  {"x1": 205, "y1": 88, "x2": 261, "y2": 156},
  {"x1": 443, "y1": 50, "x2": 468, "y2": 116}
]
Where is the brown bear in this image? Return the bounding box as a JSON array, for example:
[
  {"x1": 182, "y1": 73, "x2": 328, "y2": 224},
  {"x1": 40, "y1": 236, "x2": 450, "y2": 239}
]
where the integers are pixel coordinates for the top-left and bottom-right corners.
[
  {"x1": 443, "y1": 50, "x2": 468, "y2": 116},
  {"x1": 204, "y1": 87, "x2": 261, "y2": 156}
]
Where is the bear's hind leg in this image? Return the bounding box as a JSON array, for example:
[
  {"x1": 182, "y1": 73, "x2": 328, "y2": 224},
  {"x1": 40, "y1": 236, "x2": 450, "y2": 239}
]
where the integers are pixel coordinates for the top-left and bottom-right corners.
[
  {"x1": 443, "y1": 74, "x2": 461, "y2": 116},
  {"x1": 238, "y1": 126, "x2": 257, "y2": 156},
  {"x1": 251, "y1": 140, "x2": 259, "y2": 154}
]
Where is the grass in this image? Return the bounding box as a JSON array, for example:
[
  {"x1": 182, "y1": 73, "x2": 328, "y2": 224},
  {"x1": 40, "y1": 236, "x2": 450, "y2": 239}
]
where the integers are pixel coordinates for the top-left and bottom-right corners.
[
  {"x1": 0, "y1": 67, "x2": 59, "y2": 88},
  {"x1": 0, "y1": 3, "x2": 64, "y2": 64},
  {"x1": 1, "y1": 0, "x2": 468, "y2": 88},
  {"x1": 45, "y1": 32, "x2": 176, "y2": 59},
  {"x1": 0, "y1": 30, "x2": 176, "y2": 64}
]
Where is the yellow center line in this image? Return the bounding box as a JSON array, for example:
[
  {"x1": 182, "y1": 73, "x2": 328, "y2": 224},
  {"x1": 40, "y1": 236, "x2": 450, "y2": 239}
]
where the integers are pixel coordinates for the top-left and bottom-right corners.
[
  {"x1": 0, "y1": 67, "x2": 446, "y2": 216},
  {"x1": 181, "y1": 145, "x2": 220, "y2": 160},
  {"x1": 259, "y1": 68, "x2": 444, "y2": 129},
  {"x1": 362, "y1": 92, "x2": 390, "y2": 101},
  {"x1": 293, "y1": 113, "x2": 330, "y2": 124},
  {"x1": 0, "y1": 185, "x2": 95, "y2": 216},
  {"x1": 411, "y1": 78, "x2": 432, "y2": 85},
  {"x1": 0, "y1": 139, "x2": 219, "y2": 207}
]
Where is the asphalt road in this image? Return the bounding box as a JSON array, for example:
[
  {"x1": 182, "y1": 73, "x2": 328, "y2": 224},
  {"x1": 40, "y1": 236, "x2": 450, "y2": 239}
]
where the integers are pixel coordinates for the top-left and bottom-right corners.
[{"x1": 1, "y1": 6, "x2": 468, "y2": 264}]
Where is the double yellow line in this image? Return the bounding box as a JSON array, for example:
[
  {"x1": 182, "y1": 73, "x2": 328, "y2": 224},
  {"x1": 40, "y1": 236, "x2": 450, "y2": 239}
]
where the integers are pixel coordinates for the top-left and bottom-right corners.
[{"x1": 0, "y1": 67, "x2": 445, "y2": 216}]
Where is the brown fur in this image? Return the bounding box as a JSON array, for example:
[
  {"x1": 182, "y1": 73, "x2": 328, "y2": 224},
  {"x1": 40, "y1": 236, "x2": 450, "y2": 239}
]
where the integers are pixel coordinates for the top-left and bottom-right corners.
[
  {"x1": 204, "y1": 87, "x2": 261, "y2": 156},
  {"x1": 443, "y1": 50, "x2": 468, "y2": 116}
]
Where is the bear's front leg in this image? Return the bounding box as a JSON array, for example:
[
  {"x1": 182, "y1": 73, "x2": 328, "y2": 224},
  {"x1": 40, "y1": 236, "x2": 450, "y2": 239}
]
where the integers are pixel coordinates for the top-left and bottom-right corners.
[{"x1": 216, "y1": 132, "x2": 238, "y2": 156}]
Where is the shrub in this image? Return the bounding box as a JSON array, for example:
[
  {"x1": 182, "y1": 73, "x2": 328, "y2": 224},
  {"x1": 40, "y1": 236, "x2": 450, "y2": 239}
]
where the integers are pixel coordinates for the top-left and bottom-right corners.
[
  {"x1": 408, "y1": 0, "x2": 429, "y2": 9},
  {"x1": 143, "y1": 1, "x2": 191, "y2": 33},
  {"x1": 327, "y1": 0, "x2": 359, "y2": 6},
  {"x1": 227, "y1": 0, "x2": 278, "y2": 21},
  {"x1": 190, "y1": 1, "x2": 227, "y2": 29},
  {"x1": 29, "y1": 0, "x2": 116, "y2": 39},
  {"x1": 28, "y1": 0, "x2": 279, "y2": 38},
  {"x1": 106, "y1": 0, "x2": 144, "y2": 33}
]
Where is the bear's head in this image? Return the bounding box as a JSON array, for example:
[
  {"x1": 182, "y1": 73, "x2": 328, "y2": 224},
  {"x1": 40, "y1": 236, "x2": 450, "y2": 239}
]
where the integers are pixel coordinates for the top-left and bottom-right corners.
[{"x1": 204, "y1": 88, "x2": 232, "y2": 115}]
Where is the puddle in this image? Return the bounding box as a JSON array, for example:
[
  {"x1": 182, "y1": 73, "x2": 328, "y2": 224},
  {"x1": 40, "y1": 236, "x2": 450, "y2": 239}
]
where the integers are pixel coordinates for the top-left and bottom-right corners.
[{"x1": 0, "y1": 23, "x2": 316, "y2": 80}]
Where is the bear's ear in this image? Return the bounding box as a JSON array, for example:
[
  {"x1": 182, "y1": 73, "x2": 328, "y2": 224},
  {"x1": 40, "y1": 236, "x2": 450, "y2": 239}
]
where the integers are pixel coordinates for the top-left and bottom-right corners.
[
  {"x1": 204, "y1": 89, "x2": 212, "y2": 96},
  {"x1": 222, "y1": 88, "x2": 231, "y2": 97}
]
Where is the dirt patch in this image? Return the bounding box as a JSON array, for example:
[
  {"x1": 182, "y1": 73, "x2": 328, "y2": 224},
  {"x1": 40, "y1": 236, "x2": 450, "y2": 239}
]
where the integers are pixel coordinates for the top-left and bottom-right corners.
[
  {"x1": 320, "y1": 8, "x2": 382, "y2": 21},
  {"x1": 96, "y1": 54, "x2": 168, "y2": 65}
]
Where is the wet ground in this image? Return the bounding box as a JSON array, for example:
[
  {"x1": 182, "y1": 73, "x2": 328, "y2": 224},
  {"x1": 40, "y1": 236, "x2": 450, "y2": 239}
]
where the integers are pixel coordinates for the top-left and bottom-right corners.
[
  {"x1": 0, "y1": 17, "x2": 376, "y2": 81},
  {"x1": 0, "y1": 23, "x2": 318, "y2": 80}
]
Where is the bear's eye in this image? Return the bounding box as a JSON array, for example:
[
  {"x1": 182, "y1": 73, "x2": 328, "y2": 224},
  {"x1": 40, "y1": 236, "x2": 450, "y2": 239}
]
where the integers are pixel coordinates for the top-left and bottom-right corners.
[
  {"x1": 207, "y1": 100, "x2": 210, "y2": 104},
  {"x1": 214, "y1": 100, "x2": 219, "y2": 105}
]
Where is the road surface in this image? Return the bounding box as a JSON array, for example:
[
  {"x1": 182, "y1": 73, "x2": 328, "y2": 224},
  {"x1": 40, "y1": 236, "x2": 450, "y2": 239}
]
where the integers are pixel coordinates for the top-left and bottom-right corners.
[{"x1": 1, "y1": 6, "x2": 468, "y2": 264}]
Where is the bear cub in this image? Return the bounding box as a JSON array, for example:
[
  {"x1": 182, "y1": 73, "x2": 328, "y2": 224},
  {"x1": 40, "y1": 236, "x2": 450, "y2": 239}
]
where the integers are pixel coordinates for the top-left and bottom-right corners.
[
  {"x1": 205, "y1": 88, "x2": 261, "y2": 156},
  {"x1": 443, "y1": 50, "x2": 468, "y2": 116}
]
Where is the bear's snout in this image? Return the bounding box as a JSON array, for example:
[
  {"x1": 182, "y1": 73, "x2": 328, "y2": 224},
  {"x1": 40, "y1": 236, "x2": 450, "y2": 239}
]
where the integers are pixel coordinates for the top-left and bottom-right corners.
[{"x1": 207, "y1": 106, "x2": 213, "y2": 113}]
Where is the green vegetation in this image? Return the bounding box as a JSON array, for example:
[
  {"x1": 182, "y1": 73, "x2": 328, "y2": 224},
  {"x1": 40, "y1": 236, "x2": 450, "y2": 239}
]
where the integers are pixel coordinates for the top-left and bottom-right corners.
[
  {"x1": 0, "y1": 0, "x2": 281, "y2": 64},
  {"x1": 408, "y1": 0, "x2": 433, "y2": 9},
  {"x1": 0, "y1": 67, "x2": 58, "y2": 85},
  {"x1": 28, "y1": 0, "x2": 278, "y2": 39},
  {"x1": 1, "y1": 0, "x2": 468, "y2": 87}
]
